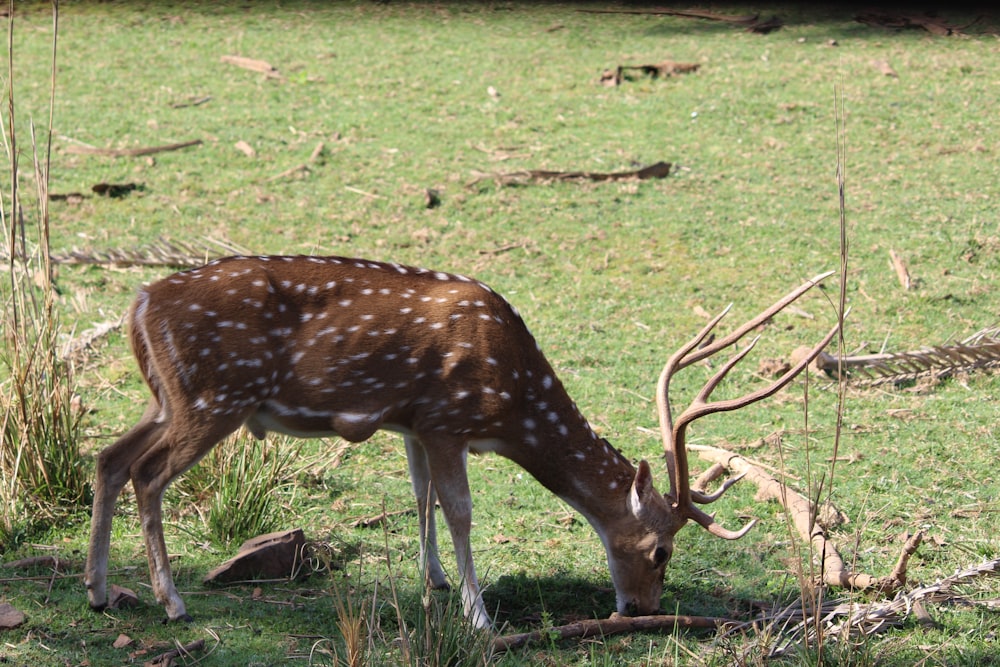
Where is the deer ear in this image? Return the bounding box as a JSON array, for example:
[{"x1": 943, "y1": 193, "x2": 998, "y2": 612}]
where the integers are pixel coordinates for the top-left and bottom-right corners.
[{"x1": 629, "y1": 460, "x2": 655, "y2": 517}]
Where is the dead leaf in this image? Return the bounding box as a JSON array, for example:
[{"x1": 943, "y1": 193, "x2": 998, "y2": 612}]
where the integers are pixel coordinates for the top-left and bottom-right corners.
[
  {"x1": 758, "y1": 357, "x2": 791, "y2": 378},
  {"x1": 235, "y1": 140, "x2": 256, "y2": 157},
  {"x1": 108, "y1": 584, "x2": 140, "y2": 609},
  {"x1": 872, "y1": 59, "x2": 899, "y2": 77},
  {"x1": 113, "y1": 634, "x2": 133, "y2": 649},
  {"x1": 221, "y1": 54, "x2": 280, "y2": 77},
  {"x1": 889, "y1": 249, "x2": 912, "y2": 289}
]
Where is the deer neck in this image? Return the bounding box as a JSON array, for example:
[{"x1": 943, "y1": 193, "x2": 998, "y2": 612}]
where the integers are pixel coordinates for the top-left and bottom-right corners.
[{"x1": 479, "y1": 376, "x2": 638, "y2": 528}]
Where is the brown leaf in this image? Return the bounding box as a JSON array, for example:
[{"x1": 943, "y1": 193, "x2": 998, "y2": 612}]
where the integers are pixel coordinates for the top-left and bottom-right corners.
[
  {"x1": 872, "y1": 59, "x2": 899, "y2": 77},
  {"x1": 234, "y1": 140, "x2": 256, "y2": 157},
  {"x1": 221, "y1": 54, "x2": 279, "y2": 76},
  {"x1": 889, "y1": 249, "x2": 912, "y2": 289},
  {"x1": 113, "y1": 634, "x2": 133, "y2": 649},
  {"x1": 108, "y1": 584, "x2": 140, "y2": 609}
]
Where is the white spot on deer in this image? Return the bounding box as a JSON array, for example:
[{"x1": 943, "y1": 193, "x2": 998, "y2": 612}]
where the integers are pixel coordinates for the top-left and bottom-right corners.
[
  {"x1": 301, "y1": 313, "x2": 314, "y2": 322},
  {"x1": 360, "y1": 314, "x2": 374, "y2": 320},
  {"x1": 547, "y1": 411, "x2": 560, "y2": 423},
  {"x1": 400, "y1": 307, "x2": 413, "y2": 314},
  {"x1": 188, "y1": 303, "x2": 202, "y2": 312},
  {"x1": 414, "y1": 317, "x2": 426, "y2": 324},
  {"x1": 455, "y1": 390, "x2": 470, "y2": 400},
  {"x1": 575, "y1": 451, "x2": 586, "y2": 460},
  {"x1": 429, "y1": 322, "x2": 445, "y2": 330},
  {"x1": 325, "y1": 281, "x2": 337, "y2": 289},
  {"x1": 361, "y1": 288, "x2": 374, "y2": 295},
  {"x1": 193, "y1": 397, "x2": 209, "y2": 410},
  {"x1": 478, "y1": 313, "x2": 491, "y2": 321},
  {"x1": 542, "y1": 375, "x2": 554, "y2": 390},
  {"x1": 434, "y1": 272, "x2": 449, "y2": 280},
  {"x1": 499, "y1": 391, "x2": 512, "y2": 401},
  {"x1": 339, "y1": 299, "x2": 352, "y2": 307},
  {"x1": 291, "y1": 351, "x2": 306, "y2": 365},
  {"x1": 523, "y1": 418, "x2": 537, "y2": 430},
  {"x1": 525, "y1": 434, "x2": 538, "y2": 446}
]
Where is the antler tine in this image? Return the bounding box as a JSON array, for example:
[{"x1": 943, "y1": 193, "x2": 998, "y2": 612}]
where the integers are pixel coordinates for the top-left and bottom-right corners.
[
  {"x1": 688, "y1": 504, "x2": 758, "y2": 540},
  {"x1": 656, "y1": 304, "x2": 734, "y2": 499},
  {"x1": 657, "y1": 271, "x2": 840, "y2": 541},
  {"x1": 678, "y1": 270, "x2": 835, "y2": 371}
]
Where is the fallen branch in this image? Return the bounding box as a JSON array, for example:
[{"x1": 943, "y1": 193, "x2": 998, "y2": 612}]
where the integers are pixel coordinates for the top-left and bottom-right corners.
[
  {"x1": 469, "y1": 161, "x2": 670, "y2": 187},
  {"x1": 855, "y1": 11, "x2": 978, "y2": 36},
  {"x1": 578, "y1": 8, "x2": 782, "y2": 33},
  {"x1": 741, "y1": 557, "x2": 1000, "y2": 658},
  {"x1": 64, "y1": 139, "x2": 202, "y2": 158},
  {"x1": 691, "y1": 444, "x2": 919, "y2": 592},
  {"x1": 61, "y1": 315, "x2": 127, "y2": 364},
  {"x1": 493, "y1": 613, "x2": 735, "y2": 652}
]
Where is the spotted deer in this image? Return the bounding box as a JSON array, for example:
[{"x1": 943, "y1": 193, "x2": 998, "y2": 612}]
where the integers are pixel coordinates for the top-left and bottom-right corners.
[{"x1": 85, "y1": 255, "x2": 837, "y2": 629}]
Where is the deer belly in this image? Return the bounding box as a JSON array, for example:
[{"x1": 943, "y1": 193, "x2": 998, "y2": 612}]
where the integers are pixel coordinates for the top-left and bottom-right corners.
[{"x1": 247, "y1": 401, "x2": 390, "y2": 442}]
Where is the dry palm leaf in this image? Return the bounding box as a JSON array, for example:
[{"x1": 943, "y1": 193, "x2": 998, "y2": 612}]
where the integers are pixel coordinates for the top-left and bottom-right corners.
[
  {"x1": 46, "y1": 236, "x2": 250, "y2": 268},
  {"x1": 800, "y1": 326, "x2": 1000, "y2": 386}
]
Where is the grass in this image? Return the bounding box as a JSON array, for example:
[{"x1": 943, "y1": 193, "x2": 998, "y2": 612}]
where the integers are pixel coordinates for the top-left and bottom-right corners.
[{"x1": 2, "y1": 2, "x2": 1000, "y2": 664}]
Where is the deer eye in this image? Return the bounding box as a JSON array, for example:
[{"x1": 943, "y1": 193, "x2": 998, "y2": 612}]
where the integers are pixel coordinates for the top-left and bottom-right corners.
[{"x1": 652, "y1": 546, "x2": 670, "y2": 568}]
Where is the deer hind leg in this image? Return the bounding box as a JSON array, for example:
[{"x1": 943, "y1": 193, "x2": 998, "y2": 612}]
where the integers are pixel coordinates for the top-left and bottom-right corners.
[
  {"x1": 86, "y1": 399, "x2": 165, "y2": 611},
  {"x1": 422, "y1": 441, "x2": 492, "y2": 629},
  {"x1": 403, "y1": 435, "x2": 448, "y2": 590},
  {"x1": 129, "y1": 414, "x2": 246, "y2": 621}
]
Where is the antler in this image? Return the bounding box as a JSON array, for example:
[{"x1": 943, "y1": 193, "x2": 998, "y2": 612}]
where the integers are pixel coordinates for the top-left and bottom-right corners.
[{"x1": 657, "y1": 271, "x2": 841, "y2": 539}]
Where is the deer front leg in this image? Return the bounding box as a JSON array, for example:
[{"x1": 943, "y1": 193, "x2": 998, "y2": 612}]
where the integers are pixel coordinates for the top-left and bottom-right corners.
[
  {"x1": 86, "y1": 403, "x2": 164, "y2": 611},
  {"x1": 403, "y1": 436, "x2": 449, "y2": 590},
  {"x1": 424, "y1": 444, "x2": 492, "y2": 630}
]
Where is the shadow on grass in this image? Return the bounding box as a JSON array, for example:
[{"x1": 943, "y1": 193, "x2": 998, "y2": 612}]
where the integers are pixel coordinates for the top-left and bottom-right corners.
[{"x1": 486, "y1": 569, "x2": 757, "y2": 631}]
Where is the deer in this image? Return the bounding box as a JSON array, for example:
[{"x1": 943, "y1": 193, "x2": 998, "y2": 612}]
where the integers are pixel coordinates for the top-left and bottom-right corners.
[{"x1": 85, "y1": 255, "x2": 838, "y2": 630}]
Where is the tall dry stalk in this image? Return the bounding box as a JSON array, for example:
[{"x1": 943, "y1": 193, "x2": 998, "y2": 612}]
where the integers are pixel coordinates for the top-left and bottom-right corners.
[{"x1": 0, "y1": 0, "x2": 89, "y2": 541}]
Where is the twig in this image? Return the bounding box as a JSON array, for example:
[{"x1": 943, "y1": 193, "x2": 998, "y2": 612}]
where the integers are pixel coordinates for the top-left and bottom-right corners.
[
  {"x1": 493, "y1": 613, "x2": 735, "y2": 652},
  {"x1": 268, "y1": 141, "x2": 326, "y2": 181},
  {"x1": 170, "y1": 95, "x2": 212, "y2": 109},
  {"x1": 146, "y1": 638, "x2": 206, "y2": 666},
  {"x1": 63, "y1": 138, "x2": 202, "y2": 158},
  {"x1": 351, "y1": 507, "x2": 416, "y2": 529},
  {"x1": 468, "y1": 161, "x2": 670, "y2": 187}
]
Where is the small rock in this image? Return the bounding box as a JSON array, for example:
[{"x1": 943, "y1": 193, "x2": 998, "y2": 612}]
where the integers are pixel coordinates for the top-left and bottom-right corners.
[{"x1": 203, "y1": 528, "x2": 306, "y2": 584}]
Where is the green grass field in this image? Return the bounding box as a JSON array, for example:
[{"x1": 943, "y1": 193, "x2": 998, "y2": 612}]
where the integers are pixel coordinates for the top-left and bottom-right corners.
[{"x1": 2, "y1": 2, "x2": 1000, "y2": 665}]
